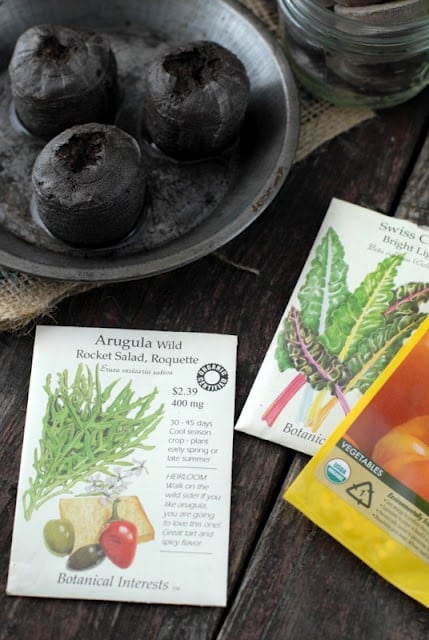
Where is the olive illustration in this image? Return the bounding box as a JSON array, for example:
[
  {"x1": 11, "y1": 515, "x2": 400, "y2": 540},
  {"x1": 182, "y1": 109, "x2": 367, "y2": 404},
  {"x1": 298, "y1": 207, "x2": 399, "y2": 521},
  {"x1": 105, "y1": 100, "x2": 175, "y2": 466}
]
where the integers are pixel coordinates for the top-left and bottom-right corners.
[
  {"x1": 32, "y1": 122, "x2": 146, "y2": 248},
  {"x1": 142, "y1": 40, "x2": 250, "y2": 159},
  {"x1": 67, "y1": 544, "x2": 106, "y2": 571},
  {"x1": 43, "y1": 518, "x2": 75, "y2": 556},
  {"x1": 8, "y1": 24, "x2": 118, "y2": 138}
]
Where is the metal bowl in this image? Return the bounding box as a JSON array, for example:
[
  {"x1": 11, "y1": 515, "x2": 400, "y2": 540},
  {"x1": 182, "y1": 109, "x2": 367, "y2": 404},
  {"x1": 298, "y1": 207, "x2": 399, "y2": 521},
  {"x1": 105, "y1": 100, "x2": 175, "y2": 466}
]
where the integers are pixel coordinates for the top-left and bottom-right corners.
[{"x1": 0, "y1": 0, "x2": 299, "y2": 282}]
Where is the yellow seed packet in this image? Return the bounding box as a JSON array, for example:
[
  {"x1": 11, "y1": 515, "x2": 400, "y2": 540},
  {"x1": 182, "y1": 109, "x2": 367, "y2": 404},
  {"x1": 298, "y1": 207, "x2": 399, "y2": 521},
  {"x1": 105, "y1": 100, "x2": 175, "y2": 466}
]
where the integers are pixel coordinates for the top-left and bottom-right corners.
[{"x1": 285, "y1": 315, "x2": 429, "y2": 608}]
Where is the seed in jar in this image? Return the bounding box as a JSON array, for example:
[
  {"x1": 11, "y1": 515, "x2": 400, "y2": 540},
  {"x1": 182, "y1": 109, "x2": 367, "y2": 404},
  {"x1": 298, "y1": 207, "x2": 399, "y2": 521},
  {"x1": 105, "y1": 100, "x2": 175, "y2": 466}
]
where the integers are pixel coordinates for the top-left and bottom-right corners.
[
  {"x1": 334, "y1": 0, "x2": 429, "y2": 24},
  {"x1": 333, "y1": 0, "x2": 388, "y2": 7}
]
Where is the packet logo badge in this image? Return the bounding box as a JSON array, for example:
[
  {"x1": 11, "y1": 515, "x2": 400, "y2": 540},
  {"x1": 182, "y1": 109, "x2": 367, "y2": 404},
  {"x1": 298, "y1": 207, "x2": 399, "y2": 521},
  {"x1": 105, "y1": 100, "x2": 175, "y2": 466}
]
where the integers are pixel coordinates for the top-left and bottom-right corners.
[
  {"x1": 325, "y1": 458, "x2": 351, "y2": 484},
  {"x1": 197, "y1": 363, "x2": 229, "y2": 392}
]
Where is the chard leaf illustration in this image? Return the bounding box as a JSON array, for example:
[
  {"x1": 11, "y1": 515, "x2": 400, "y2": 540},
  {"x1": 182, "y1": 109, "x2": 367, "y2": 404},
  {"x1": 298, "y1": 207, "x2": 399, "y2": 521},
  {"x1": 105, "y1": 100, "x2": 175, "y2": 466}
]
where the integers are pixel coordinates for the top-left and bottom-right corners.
[
  {"x1": 384, "y1": 283, "x2": 429, "y2": 317},
  {"x1": 345, "y1": 312, "x2": 426, "y2": 393},
  {"x1": 275, "y1": 326, "x2": 292, "y2": 373},
  {"x1": 322, "y1": 253, "x2": 404, "y2": 360},
  {"x1": 298, "y1": 227, "x2": 349, "y2": 333},
  {"x1": 265, "y1": 244, "x2": 429, "y2": 431},
  {"x1": 283, "y1": 307, "x2": 352, "y2": 412},
  {"x1": 275, "y1": 227, "x2": 349, "y2": 373}
]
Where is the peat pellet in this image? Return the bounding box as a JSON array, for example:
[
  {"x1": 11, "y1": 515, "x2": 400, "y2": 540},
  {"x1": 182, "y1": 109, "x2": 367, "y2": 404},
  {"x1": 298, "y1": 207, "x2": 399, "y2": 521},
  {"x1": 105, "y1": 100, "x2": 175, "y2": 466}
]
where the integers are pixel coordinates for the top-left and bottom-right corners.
[
  {"x1": 32, "y1": 123, "x2": 146, "y2": 248},
  {"x1": 142, "y1": 40, "x2": 250, "y2": 160},
  {"x1": 9, "y1": 24, "x2": 117, "y2": 138}
]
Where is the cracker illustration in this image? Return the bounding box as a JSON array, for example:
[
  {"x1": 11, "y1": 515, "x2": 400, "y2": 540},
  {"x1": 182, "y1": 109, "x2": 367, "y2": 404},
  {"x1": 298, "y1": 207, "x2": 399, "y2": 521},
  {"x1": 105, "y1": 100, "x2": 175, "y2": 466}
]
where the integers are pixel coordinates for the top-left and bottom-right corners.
[{"x1": 59, "y1": 496, "x2": 155, "y2": 551}]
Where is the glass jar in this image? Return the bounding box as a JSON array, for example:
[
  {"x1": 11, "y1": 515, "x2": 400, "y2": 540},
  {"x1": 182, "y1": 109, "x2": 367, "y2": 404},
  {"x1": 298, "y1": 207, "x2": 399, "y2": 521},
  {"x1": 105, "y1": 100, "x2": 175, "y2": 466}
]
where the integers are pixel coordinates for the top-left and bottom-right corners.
[{"x1": 277, "y1": 0, "x2": 429, "y2": 108}]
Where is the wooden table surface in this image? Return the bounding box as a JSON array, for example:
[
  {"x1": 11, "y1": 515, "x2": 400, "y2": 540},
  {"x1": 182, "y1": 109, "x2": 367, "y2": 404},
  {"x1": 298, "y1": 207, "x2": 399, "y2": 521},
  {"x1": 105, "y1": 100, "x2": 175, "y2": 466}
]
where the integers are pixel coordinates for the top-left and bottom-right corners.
[{"x1": 1, "y1": 81, "x2": 429, "y2": 639}]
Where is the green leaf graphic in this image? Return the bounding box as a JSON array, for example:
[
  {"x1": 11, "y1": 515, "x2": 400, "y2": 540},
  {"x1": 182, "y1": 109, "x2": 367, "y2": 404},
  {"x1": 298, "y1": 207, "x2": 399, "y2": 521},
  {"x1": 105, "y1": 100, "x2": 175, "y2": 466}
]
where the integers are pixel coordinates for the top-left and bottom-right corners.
[
  {"x1": 283, "y1": 307, "x2": 352, "y2": 394},
  {"x1": 23, "y1": 365, "x2": 164, "y2": 520},
  {"x1": 266, "y1": 227, "x2": 429, "y2": 431},
  {"x1": 298, "y1": 227, "x2": 350, "y2": 334},
  {"x1": 275, "y1": 227, "x2": 349, "y2": 373},
  {"x1": 346, "y1": 313, "x2": 426, "y2": 393},
  {"x1": 385, "y1": 282, "x2": 429, "y2": 317},
  {"x1": 322, "y1": 254, "x2": 404, "y2": 359}
]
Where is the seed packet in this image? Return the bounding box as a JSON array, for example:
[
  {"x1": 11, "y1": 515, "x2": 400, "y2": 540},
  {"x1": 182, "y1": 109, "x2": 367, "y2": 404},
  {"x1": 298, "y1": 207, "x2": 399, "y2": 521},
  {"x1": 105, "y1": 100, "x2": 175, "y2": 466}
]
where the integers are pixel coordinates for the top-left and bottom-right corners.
[
  {"x1": 285, "y1": 315, "x2": 429, "y2": 608},
  {"x1": 7, "y1": 325, "x2": 237, "y2": 606},
  {"x1": 235, "y1": 198, "x2": 429, "y2": 455}
]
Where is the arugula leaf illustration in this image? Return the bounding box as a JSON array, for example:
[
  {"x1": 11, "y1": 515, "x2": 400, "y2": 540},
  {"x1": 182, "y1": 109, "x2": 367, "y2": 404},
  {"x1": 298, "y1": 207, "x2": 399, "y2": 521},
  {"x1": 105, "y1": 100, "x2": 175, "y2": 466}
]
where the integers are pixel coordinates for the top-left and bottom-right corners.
[{"x1": 23, "y1": 365, "x2": 163, "y2": 520}]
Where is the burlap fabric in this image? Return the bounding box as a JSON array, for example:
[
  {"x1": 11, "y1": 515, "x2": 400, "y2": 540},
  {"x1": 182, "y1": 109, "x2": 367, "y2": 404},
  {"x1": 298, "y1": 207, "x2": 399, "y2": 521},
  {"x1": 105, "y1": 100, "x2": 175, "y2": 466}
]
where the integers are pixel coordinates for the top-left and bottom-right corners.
[{"x1": 0, "y1": 0, "x2": 374, "y2": 332}]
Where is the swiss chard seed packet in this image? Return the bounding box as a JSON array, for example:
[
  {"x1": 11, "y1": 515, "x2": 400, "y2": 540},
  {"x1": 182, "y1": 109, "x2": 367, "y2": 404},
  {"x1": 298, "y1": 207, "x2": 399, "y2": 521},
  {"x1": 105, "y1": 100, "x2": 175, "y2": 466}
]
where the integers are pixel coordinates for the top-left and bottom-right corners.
[
  {"x1": 235, "y1": 198, "x2": 429, "y2": 455},
  {"x1": 7, "y1": 326, "x2": 237, "y2": 606},
  {"x1": 285, "y1": 315, "x2": 429, "y2": 608}
]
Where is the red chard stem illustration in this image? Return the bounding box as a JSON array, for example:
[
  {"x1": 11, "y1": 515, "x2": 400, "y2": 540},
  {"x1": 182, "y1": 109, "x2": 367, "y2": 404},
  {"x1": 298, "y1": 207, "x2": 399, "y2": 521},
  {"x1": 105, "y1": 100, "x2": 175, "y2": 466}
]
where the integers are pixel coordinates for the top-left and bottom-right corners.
[{"x1": 262, "y1": 373, "x2": 306, "y2": 426}]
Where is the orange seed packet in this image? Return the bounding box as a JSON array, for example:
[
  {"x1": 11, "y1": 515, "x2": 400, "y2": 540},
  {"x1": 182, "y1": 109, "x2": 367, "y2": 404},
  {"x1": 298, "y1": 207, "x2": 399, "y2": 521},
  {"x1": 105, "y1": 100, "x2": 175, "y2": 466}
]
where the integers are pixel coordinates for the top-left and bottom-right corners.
[{"x1": 285, "y1": 315, "x2": 429, "y2": 608}]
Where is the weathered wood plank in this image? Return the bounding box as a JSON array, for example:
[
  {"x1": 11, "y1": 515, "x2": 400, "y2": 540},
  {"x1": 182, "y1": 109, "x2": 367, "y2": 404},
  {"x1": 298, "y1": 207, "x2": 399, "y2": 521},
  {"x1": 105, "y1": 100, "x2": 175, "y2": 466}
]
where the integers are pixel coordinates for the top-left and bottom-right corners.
[
  {"x1": 216, "y1": 100, "x2": 429, "y2": 640},
  {"x1": 218, "y1": 457, "x2": 429, "y2": 640},
  {"x1": 0, "y1": 87, "x2": 428, "y2": 639},
  {"x1": 396, "y1": 133, "x2": 429, "y2": 224}
]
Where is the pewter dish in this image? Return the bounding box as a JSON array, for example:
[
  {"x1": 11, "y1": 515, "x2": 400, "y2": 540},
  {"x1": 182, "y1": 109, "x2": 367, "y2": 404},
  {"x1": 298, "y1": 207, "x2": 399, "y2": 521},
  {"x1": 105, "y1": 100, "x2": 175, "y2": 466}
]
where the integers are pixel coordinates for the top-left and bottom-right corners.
[{"x1": 0, "y1": 0, "x2": 299, "y2": 282}]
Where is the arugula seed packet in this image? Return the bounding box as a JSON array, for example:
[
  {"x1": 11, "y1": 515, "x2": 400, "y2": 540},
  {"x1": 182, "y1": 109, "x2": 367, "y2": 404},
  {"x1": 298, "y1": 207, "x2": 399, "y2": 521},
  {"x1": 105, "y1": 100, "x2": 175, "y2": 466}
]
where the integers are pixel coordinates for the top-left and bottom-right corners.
[
  {"x1": 235, "y1": 198, "x2": 429, "y2": 455},
  {"x1": 285, "y1": 315, "x2": 429, "y2": 608},
  {"x1": 7, "y1": 326, "x2": 237, "y2": 606}
]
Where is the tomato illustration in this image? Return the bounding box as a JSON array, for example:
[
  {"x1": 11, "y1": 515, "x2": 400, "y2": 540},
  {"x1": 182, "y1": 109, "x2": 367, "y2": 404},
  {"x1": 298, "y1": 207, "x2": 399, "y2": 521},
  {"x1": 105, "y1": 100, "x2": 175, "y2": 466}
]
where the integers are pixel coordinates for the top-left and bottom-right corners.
[
  {"x1": 348, "y1": 332, "x2": 429, "y2": 453},
  {"x1": 372, "y1": 415, "x2": 429, "y2": 501}
]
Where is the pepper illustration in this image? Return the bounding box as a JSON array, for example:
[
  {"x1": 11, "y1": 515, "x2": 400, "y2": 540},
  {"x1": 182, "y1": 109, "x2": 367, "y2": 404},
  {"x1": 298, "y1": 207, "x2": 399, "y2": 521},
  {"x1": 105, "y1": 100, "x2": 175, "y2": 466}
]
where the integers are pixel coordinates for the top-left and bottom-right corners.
[{"x1": 99, "y1": 499, "x2": 138, "y2": 569}]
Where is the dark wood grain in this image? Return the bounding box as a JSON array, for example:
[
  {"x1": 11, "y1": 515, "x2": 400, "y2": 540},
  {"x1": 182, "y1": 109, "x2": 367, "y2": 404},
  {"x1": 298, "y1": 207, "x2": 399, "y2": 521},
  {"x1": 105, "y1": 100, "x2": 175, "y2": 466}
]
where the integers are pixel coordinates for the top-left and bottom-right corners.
[
  {"x1": 396, "y1": 132, "x2": 429, "y2": 224},
  {"x1": 0, "y1": 84, "x2": 428, "y2": 639},
  {"x1": 218, "y1": 457, "x2": 429, "y2": 640},
  {"x1": 216, "y1": 89, "x2": 429, "y2": 640}
]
